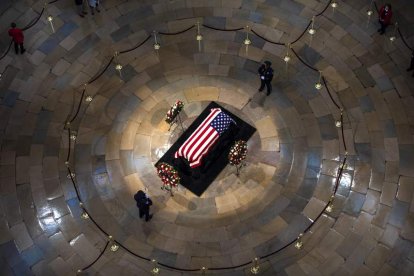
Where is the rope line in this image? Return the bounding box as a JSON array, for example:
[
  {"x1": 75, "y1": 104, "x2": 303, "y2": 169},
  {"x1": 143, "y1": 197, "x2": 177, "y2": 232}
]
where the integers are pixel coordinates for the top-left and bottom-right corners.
[
  {"x1": 88, "y1": 56, "x2": 114, "y2": 84},
  {"x1": 251, "y1": 29, "x2": 285, "y2": 45},
  {"x1": 22, "y1": 8, "x2": 45, "y2": 31},
  {"x1": 81, "y1": 241, "x2": 109, "y2": 271},
  {"x1": 13, "y1": 0, "x2": 410, "y2": 273},
  {"x1": 290, "y1": 20, "x2": 313, "y2": 45},
  {"x1": 340, "y1": 113, "x2": 347, "y2": 152},
  {"x1": 158, "y1": 25, "x2": 195, "y2": 35},
  {"x1": 315, "y1": 0, "x2": 333, "y2": 17},
  {"x1": 119, "y1": 35, "x2": 152, "y2": 54},
  {"x1": 397, "y1": 27, "x2": 413, "y2": 51},
  {"x1": 69, "y1": 87, "x2": 86, "y2": 123},
  {"x1": 291, "y1": 48, "x2": 319, "y2": 72},
  {"x1": 202, "y1": 24, "x2": 244, "y2": 31},
  {"x1": 322, "y1": 76, "x2": 341, "y2": 109},
  {"x1": 66, "y1": 129, "x2": 71, "y2": 162}
]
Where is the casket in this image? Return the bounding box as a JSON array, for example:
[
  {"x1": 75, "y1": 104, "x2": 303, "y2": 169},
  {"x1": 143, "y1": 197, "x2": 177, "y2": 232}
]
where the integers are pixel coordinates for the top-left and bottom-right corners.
[{"x1": 173, "y1": 108, "x2": 239, "y2": 178}]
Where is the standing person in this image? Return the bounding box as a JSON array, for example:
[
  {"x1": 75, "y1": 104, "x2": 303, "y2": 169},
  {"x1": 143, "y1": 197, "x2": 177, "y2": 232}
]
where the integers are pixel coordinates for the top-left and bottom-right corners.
[
  {"x1": 258, "y1": 61, "x2": 274, "y2": 96},
  {"x1": 134, "y1": 190, "x2": 153, "y2": 222},
  {"x1": 8, "y1": 23, "x2": 25, "y2": 55},
  {"x1": 407, "y1": 50, "x2": 414, "y2": 77},
  {"x1": 75, "y1": 0, "x2": 85, "y2": 17},
  {"x1": 378, "y1": 4, "x2": 392, "y2": 35},
  {"x1": 88, "y1": 0, "x2": 101, "y2": 15}
]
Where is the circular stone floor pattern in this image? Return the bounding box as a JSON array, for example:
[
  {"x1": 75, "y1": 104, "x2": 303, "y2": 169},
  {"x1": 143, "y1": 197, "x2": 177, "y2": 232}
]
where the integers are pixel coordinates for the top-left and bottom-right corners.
[
  {"x1": 0, "y1": 0, "x2": 414, "y2": 275},
  {"x1": 79, "y1": 79, "x2": 294, "y2": 269}
]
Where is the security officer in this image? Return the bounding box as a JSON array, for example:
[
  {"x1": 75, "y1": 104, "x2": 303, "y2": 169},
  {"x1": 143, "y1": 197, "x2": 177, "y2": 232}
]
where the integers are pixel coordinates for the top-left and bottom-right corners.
[
  {"x1": 134, "y1": 190, "x2": 153, "y2": 221},
  {"x1": 258, "y1": 61, "x2": 274, "y2": 96}
]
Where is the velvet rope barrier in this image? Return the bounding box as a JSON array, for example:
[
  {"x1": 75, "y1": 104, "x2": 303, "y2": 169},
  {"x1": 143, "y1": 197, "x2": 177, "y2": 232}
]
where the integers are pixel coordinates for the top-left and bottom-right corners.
[
  {"x1": 67, "y1": 167, "x2": 82, "y2": 200},
  {"x1": 52, "y1": 0, "x2": 356, "y2": 273},
  {"x1": 68, "y1": 86, "x2": 86, "y2": 123},
  {"x1": 251, "y1": 29, "x2": 285, "y2": 45},
  {"x1": 340, "y1": 113, "x2": 347, "y2": 152},
  {"x1": 80, "y1": 241, "x2": 110, "y2": 271},
  {"x1": 88, "y1": 56, "x2": 114, "y2": 84},
  {"x1": 158, "y1": 25, "x2": 195, "y2": 35},
  {"x1": 114, "y1": 242, "x2": 152, "y2": 262},
  {"x1": 0, "y1": 41, "x2": 13, "y2": 61},
  {"x1": 202, "y1": 24, "x2": 244, "y2": 32},
  {"x1": 0, "y1": 0, "x2": 396, "y2": 272},
  {"x1": 207, "y1": 261, "x2": 252, "y2": 271},
  {"x1": 156, "y1": 262, "x2": 201, "y2": 272},
  {"x1": 397, "y1": 27, "x2": 413, "y2": 51},
  {"x1": 290, "y1": 20, "x2": 313, "y2": 45},
  {"x1": 119, "y1": 35, "x2": 152, "y2": 54},
  {"x1": 291, "y1": 48, "x2": 319, "y2": 72},
  {"x1": 22, "y1": 7, "x2": 45, "y2": 31},
  {"x1": 321, "y1": 76, "x2": 341, "y2": 110},
  {"x1": 84, "y1": 211, "x2": 111, "y2": 237},
  {"x1": 315, "y1": 0, "x2": 333, "y2": 17},
  {"x1": 304, "y1": 156, "x2": 346, "y2": 234},
  {"x1": 333, "y1": 157, "x2": 347, "y2": 195},
  {"x1": 260, "y1": 239, "x2": 297, "y2": 259},
  {"x1": 66, "y1": 128, "x2": 71, "y2": 162}
]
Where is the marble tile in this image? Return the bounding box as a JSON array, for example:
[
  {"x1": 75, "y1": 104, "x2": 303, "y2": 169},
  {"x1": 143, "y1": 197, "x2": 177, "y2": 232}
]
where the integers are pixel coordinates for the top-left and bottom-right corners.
[
  {"x1": 343, "y1": 191, "x2": 366, "y2": 217},
  {"x1": 362, "y1": 189, "x2": 380, "y2": 215},
  {"x1": 380, "y1": 224, "x2": 400, "y2": 248},
  {"x1": 380, "y1": 182, "x2": 397, "y2": 207},
  {"x1": 184, "y1": 86, "x2": 220, "y2": 102},
  {"x1": 397, "y1": 176, "x2": 414, "y2": 203},
  {"x1": 388, "y1": 200, "x2": 409, "y2": 228},
  {"x1": 10, "y1": 222, "x2": 33, "y2": 252},
  {"x1": 333, "y1": 213, "x2": 355, "y2": 237},
  {"x1": 302, "y1": 197, "x2": 325, "y2": 221},
  {"x1": 48, "y1": 256, "x2": 74, "y2": 275},
  {"x1": 218, "y1": 88, "x2": 250, "y2": 110},
  {"x1": 255, "y1": 116, "x2": 278, "y2": 139},
  {"x1": 351, "y1": 162, "x2": 370, "y2": 194},
  {"x1": 383, "y1": 137, "x2": 399, "y2": 162}
]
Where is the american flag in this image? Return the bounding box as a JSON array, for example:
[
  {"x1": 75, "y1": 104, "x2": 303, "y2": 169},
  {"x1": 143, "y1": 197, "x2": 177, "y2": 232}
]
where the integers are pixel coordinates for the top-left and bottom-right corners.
[{"x1": 175, "y1": 108, "x2": 235, "y2": 168}]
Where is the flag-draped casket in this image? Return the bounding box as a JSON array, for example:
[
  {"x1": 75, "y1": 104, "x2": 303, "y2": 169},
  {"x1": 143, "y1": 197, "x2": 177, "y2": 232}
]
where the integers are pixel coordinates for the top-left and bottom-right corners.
[{"x1": 174, "y1": 108, "x2": 238, "y2": 174}]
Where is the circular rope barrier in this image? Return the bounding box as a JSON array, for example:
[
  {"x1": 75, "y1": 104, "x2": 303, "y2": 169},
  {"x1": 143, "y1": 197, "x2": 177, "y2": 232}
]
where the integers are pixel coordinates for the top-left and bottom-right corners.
[{"x1": 1, "y1": 0, "x2": 412, "y2": 273}]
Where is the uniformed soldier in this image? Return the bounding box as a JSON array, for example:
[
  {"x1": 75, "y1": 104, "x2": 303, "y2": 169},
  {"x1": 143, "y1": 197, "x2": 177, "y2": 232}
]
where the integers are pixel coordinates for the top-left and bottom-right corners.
[{"x1": 258, "y1": 61, "x2": 274, "y2": 96}]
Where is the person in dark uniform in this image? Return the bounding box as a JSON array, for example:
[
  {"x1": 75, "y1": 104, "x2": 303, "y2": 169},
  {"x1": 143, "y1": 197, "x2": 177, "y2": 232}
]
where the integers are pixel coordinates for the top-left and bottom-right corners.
[
  {"x1": 134, "y1": 190, "x2": 153, "y2": 221},
  {"x1": 406, "y1": 50, "x2": 414, "y2": 78},
  {"x1": 258, "y1": 61, "x2": 274, "y2": 96}
]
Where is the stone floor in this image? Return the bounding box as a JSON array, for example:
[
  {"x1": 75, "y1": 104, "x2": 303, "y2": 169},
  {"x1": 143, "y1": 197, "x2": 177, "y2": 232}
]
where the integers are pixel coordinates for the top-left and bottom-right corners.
[{"x1": 1, "y1": 0, "x2": 414, "y2": 275}]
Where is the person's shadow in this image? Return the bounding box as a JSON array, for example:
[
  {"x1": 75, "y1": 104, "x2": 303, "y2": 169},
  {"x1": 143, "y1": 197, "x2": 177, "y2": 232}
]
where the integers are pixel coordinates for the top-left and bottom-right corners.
[{"x1": 249, "y1": 91, "x2": 267, "y2": 108}]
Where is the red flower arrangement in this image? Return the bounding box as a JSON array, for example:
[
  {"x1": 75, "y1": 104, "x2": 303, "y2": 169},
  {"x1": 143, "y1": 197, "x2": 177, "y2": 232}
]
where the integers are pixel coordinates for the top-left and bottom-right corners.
[
  {"x1": 165, "y1": 100, "x2": 184, "y2": 124},
  {"x1": 228, "y1": 140, "x2": 247, "y2": 166},
  {"x1": 156, "y1": 162, "x2": 180, "y2": 191}
]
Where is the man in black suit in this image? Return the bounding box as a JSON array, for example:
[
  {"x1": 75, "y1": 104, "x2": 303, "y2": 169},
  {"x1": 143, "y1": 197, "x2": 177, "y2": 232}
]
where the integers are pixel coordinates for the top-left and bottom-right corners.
[
  {"x1": 258, "y1": 60, "x2": 274, "y2": 96},
  {"x1": 134, "y1": 190, "x2": 153, "y2": 221}
]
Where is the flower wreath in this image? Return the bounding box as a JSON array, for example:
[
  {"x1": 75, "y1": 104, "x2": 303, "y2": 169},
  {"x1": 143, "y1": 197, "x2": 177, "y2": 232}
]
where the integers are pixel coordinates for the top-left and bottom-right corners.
[
  {"x1": 165, "y1": 100, "x2": 184, "y2": 124},
  {"x1": 228, "y1": 140, "x2": 248, "y2": 166},
  {"x1": 156, "y1": 162, "x2": 180, "y2": 190}
]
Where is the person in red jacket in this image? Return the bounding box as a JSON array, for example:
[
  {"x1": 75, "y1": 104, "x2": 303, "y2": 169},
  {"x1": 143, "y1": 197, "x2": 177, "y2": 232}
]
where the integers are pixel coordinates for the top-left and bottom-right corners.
[
  {"x1": 378, "y1": 4, "x2": 392, "y2": 35},
  {"x1": 8, "y1": 22, "x2": 25, "y2": 54}
]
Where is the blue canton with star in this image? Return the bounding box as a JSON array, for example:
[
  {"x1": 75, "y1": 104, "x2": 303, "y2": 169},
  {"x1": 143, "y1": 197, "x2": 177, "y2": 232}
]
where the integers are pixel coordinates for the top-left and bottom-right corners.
[{"x1": 210, "y1": 112, "x2": 235, "y2": 135}]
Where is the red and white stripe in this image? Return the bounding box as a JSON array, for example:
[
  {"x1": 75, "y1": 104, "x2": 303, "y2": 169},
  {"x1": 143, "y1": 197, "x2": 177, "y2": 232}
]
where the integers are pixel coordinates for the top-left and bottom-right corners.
[{"x1": 175, "y1": 108, "x2": 222, "y2": 168}]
